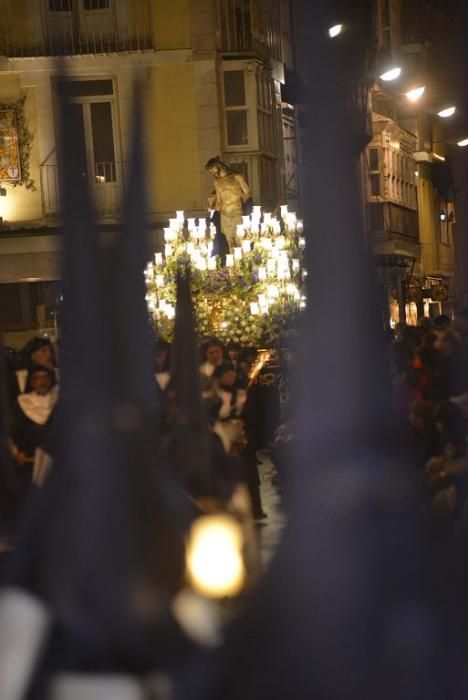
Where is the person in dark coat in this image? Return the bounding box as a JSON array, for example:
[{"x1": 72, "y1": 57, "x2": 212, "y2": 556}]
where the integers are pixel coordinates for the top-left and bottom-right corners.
[
  {"x1": 10, "y1": 365, "x2": 57, "y2": 495},
  {"x1": 15, "y1": 338, "x2": 58, "y2": 398}
]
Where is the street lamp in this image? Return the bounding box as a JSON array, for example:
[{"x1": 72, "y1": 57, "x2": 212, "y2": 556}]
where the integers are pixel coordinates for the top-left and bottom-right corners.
[
  {"x1": 438, "y1": 106, "x2": 456, "y2": 118},
  {"x1": 405, "y1": 86, "x2": 426, "y2": 102},
  {"x1": 380, "y1": 66, "x2": 402, "y2": 82},
  {"x1": 328, "y1": 24, "x2": 344, "y2": 38}
]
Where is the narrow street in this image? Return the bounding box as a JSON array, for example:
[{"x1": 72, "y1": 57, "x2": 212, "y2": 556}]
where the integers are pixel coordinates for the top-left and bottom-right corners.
[{"x1": 257, "y1": 454, "x2": 286, "y2": 568}]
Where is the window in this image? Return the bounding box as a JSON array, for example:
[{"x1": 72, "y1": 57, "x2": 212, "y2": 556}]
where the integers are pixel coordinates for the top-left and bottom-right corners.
[
  {"x1": 223, "y1": 70, "x2": 249, "y2": 147},
  {"x1": 257, "y1": 71, "x2": 276, "y2": 155},
  {"x1": 381, "y1": 0, "x2": 390, "y2": 27},
  {"x1": 224, "y1": 70, "x2": 246, "y2": 107},
  {"x1": 58, "y1": 79, "x2": 113, "y2": 98},
  {"x1": 370, "y1": 174, "x2": 381, "y2": 196},
  {"x1": 57, "y1": 80, "x2": 117, "y2": 183},
  {"x1": 49, "y1": 0, "x2": 73, "y2": 10},
  {"x1": 369, "y1": 148, "x2": 379, "y2": 171},
  {"x1": 84, "y1": 0, "x2": 110, "y2": 9}
]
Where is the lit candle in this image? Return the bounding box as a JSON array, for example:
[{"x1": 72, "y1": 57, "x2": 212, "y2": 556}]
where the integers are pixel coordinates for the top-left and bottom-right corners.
[
  {"x1": 197, "y1": 259, "x2": 207, "y2": 271},
  {"x1": 262, "y1": 238, "x2": 272, "y2": 251},
  {"x1": 253, "y1": 205, "x2": 262, "y2": 218},
  {"x1": 251, "y1": 222, "x2": 260, "y2": 235},
  {"x1": 267, "y1": 284, "x2": 279, "y2": 298},
  {"x1": 273, "y1": 221, "x2": 281, "y2": 234},
  {"x1": 242, "y1": 240, "x2": 251, "y2": 253},
  {"x1": 156, "y1": 275, "x2": 164, "y2": 287},
  {"x1": 164, "y1": 228, "x2": 171, "y2": 242},
  {"x1": 208, "y1": 256, "x2": 217, "y2": 271},
  {"x1": 297, "y1": 220, "x2": 304, "y2": 234},
  {"x1": 280, "y1": 204, "x2": 288, "y2": 218},
  {"x1": 263, "y1": 212, "x2": 272, "y2": 225},
  {"x1": 242, "y1": 215, "x2": 250, "y2": 226},
  {"x1": 164, "y1": 244, "x2": 173, "y2": 257},
  {"x1": 207, "y1": 241, "x2": 214, "y2": 256},
  {"x1": 258, "y1": 294, "x2": 267, "y2": 307},
  {"x1": 299, "y1": 237, "x2": 306, "y2": 248},
  {"x1": 226, "y1": 254, "x2": 234, "y2": 267},
  {"x1": 154, "y1": 252, "x2": 163, "y2": 266},
  {"x1": 176, "y1": 210, "x2": 185, "y2": 222},
  {"x1": 258, "y1": 267, "x2": 267, "y2": 281},
  {"x1": 267, "y1": 258, "x2": 276, "y2": 274},
  {"x1": 292, "y1": 258, "x2": 300, "y2": 273},
  {"x1": 250, "y1": 302, "x2": 260, "y2": 316},
  {"x1": 187, "y1": 218, "x2": 196, "y2": 230},
  {"x1": 186, "y1": 242, "x2": 195, "y2": 255},
  {"x1": 237, "y1": 224, "x2": 246, "y2": 238},
  {"x1": 169, "y1": 218, "x2": 179, "y2": 230},
  {"x1": 234, "y1": 247, "x2": 243, "y2": 261},
  {"x1": 276, "y1": 236, "x2": 286, "y2": 250}
]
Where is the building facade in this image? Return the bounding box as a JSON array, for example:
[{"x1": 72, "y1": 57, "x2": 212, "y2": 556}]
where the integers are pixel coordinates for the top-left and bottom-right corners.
[
  {"x1": 365, "y1": 0, "x2": 458, "y2": 327},
  {"x1": 0, "y1": 0, "x2": 299, "y2": 345}
]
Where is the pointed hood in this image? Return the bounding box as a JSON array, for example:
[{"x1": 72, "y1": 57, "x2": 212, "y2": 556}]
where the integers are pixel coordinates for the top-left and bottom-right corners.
[
  {"x1": 169, "y1": 269, "x2": 211, "y2": 496},
  {"x1": 10, "y1": 78, "x2": 186, "y2": 657}
]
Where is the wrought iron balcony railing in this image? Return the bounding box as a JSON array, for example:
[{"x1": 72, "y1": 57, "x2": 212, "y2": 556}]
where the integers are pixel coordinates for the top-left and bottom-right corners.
[
  {"x1": 0, "y1": 3, "x2": 153, "y2": 57},
  {"x1": 40, "y1": 161, "x2": 129, "y2": 219},
  {"x1": 218, "y1": 0, "x2": 282, "y2": 63}
]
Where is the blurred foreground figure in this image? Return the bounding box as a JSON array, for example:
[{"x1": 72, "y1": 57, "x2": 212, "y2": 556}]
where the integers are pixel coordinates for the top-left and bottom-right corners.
[
  {"x1": 174, "y1": 1, "x2": 468, "y2": 698},
  {"x1": 0, "y1": 83, "x2": 220, "y2": 700}
]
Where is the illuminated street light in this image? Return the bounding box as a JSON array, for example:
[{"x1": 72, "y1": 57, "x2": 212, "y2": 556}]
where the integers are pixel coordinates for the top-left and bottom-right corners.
[
  {"x1": 380, "y1": 66, "x2": 402, "y2": 82},
  {"x1": 457, "y1": 138, "x2": 468, "y2": 147},
  {"x1": 405, "y1": 86, "x2": 425, "y2": 102},
  {"x1": 328, "y1": 24, "x2": 343, "y2": 38},
  {"x1": 438, "y1": 106, "x2": 456, "y2": 118}
]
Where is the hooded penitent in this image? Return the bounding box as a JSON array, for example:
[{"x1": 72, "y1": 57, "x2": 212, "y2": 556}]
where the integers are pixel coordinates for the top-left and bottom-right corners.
[{"x1": 6, "y1": 78, "x2": 188, "y2": 675}]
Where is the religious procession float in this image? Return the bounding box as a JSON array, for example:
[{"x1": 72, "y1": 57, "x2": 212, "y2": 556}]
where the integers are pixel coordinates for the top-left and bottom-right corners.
[{"x1": 144, "y1": 204, "x2": 307, "y2": 349}]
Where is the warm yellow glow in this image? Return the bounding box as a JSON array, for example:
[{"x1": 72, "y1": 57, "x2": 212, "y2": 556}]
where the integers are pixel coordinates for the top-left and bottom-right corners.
[
  {"x1": 186, "y1": 515, "x2": 245, "y2": 598},
  {"x1": 457, "y1": 138, "x2": 468, "y2": 147},
  {"x1": 405, "y1": 86, "x2": 425, "y2": 102},
  {"x1": 438, "y1": 106, "x2": 456, "y2": 118},
  {"x1": 328, "y1": 24, "x2": 343, "y2": 38},
  {"x1": 433, "y1": 153, "x2": 446, "y2": 162},
  {"x1": 380, "y1": 67, "x2": 402, "y2": 82}
]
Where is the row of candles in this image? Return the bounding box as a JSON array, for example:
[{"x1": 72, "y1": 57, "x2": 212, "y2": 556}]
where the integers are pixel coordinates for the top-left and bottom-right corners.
[{"x1": 145, "y1": 205, "x2": 307, "y2": 320}]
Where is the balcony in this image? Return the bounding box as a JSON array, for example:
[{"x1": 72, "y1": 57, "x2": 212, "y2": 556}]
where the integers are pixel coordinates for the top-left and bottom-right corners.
[
  {"x1": 0, "y1": 3, "x2": 153, "y2": 57},
  {"x1": 218, "y1": 0, "x2": 282, "y2": 64},
  {"x1": 40, "y1": 161, "x2": 129, "y2": 220}
]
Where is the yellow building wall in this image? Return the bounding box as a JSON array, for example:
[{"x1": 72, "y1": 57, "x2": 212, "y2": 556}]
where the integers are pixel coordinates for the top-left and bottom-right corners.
[
  {"x1": 1, "y1": 1, "x2": 29, "y2": 47},
  {"x1": 417, "y1": 173, "x2": 455, "y2": 277},
  {"x1": 146, "y1": 63, "x2": 202, "y2": 213},
  {"x1": 418, "y1": 176, "x2": 439, "y2": 274},
  {"x1": 149, "y1": 0, "x2": 191, "y2": 50}
]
